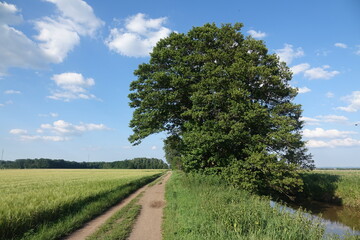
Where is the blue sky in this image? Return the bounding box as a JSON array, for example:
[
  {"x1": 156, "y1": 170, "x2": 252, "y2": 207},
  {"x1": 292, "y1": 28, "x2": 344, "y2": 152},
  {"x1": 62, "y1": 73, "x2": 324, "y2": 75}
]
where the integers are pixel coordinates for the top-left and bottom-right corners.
[{"x1": 1, "y1": 0, "x2": 359, "y2": 167}]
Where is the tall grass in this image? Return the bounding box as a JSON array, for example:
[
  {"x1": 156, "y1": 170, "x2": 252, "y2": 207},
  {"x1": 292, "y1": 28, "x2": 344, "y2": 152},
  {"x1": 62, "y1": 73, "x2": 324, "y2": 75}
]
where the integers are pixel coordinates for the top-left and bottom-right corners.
[
  {"x1": 301, "y1": 170, "x2": 360, "y2": 208},
  {"x1": 163, "y1": 171, "x2": 326, "y2": 240},
  {"x1": 0, "y1": 169, "x2": 164, "y2": 240}
]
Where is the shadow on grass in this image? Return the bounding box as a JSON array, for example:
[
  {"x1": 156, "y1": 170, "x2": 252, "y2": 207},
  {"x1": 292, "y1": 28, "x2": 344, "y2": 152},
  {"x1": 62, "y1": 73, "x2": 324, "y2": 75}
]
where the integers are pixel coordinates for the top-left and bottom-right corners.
[{"x1": 297, "y1": 173, "x2": 342, "y2": 206}]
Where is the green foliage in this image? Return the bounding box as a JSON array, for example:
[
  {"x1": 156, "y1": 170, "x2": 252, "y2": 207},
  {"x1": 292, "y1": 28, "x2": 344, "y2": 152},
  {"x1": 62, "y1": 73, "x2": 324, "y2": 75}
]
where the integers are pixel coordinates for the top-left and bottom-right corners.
[
  {"x1": 0, "y1": 157, "x2": 168, "y2": 169},
  {"x1": 129, "y1": 22, "x2": 313, "y2": 194},
  {"x1": 163, "y1": 171, "x2": 325, "y2": 240}
]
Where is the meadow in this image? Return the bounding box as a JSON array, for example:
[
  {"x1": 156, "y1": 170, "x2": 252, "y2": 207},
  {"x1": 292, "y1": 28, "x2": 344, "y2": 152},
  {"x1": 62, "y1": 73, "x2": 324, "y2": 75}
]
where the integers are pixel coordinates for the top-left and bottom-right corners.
[{"x1": 0, "y1": 169, "x2": 164, "y2": 240}]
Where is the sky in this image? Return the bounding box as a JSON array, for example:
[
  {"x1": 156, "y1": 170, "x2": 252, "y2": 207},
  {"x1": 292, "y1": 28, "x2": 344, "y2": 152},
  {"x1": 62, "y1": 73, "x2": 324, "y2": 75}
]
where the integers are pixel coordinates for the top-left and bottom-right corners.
[{"x1": 0, "y1": 0, "x2": 359, "y2": 167}]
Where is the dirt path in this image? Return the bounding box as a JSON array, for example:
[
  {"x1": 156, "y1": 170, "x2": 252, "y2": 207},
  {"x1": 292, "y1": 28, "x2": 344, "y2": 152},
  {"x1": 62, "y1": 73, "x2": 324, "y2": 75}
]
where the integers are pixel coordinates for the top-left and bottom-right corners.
[
  {"x1": 127, "y1": 172, "x2": 172, "y2": 240},
  {"x1": 64, "y1": 173, "x2": 170, "y2": 240}
]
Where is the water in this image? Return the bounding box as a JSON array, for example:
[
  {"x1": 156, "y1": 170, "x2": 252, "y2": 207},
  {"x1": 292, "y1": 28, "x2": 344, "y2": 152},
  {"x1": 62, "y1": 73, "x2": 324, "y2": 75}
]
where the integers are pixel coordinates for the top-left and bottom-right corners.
[{"x1": 270, "y1": 200, "x2": 360, "y2": 238}]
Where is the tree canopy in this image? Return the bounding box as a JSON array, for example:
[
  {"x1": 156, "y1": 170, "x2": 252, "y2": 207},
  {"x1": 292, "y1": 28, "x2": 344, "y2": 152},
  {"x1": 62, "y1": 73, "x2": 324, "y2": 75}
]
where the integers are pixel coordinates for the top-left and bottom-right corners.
[{"x1": 128, "y1": 23, "x2": 313, "y2": 194}]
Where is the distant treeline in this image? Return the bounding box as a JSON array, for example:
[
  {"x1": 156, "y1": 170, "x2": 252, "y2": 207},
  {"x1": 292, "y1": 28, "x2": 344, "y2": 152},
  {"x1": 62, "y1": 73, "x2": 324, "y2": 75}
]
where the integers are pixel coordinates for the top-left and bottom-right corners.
[{"x1": 0, "y1": 158, "x2": 169, "y2": 169}]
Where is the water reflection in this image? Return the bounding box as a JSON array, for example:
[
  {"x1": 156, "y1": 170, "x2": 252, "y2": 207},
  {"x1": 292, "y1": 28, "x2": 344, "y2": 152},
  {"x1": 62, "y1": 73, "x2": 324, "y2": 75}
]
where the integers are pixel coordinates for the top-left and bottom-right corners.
[{"x1": 270, "y1": 200, "x2": 360, "y2": 238}]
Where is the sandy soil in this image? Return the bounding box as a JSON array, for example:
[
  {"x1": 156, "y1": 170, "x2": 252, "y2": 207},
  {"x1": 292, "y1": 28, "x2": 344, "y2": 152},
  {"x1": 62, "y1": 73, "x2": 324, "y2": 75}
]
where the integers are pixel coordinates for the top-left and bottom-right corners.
[
  {"x1": 127, "y1": 172, "x2": 171, "y2": 240},
  {"x1": 63, "y1": 173, "x2": 169, "y2": 240}
]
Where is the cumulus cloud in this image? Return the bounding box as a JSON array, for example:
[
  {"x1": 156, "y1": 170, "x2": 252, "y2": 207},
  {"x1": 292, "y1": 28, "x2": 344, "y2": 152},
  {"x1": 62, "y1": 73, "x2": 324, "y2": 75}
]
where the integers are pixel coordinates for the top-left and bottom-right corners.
[
  {"x1": 290, "y1": 63, "x2": 310, "y2": 75},
  {"x1": 334, "y1": 43, "x2": 347, "y2": 48},
  {"x1": 307, "y1": 138, "x2": 360, "y2": 148},
  {"x1": 247, "y1": 30, "x2": 266, "y2": 39},
  {"x1": 303, "y1": 128, "x2": 356, "y2": 138},
  {"x1": 337, "y1": 91, "x2": 360, "y2": 112},
  {"x1": 301, "y1": 115, "x2": 349, "y2": 126},
  {"x1": 316, "y1": 115, "x2": 348, "y2": 123},
  {"x1": 105, "y1": 13, "x2": 172, "y2": 57},
  {"x1": 10, "y1": 119, "x2": 109, "y2": 141},
  {"x1": 291, "y1": 63, "x2": 339, "y2": 80},
  {"x1": 48, "y1": 72, "x2": 97, "y2": 101},
  {"x1": 275, "y1": 44, "x2": 304, "y2": 64},
  {"x1": 300, "y1": 117, "x2": 321, "y2": 126},
  {"x1": 303, "y1": 65, "x2": 339, "y2": 80},
  {"x1": 34, "y1": 0, "x2": 104, "y2": 63},
  {"x1": 0, "y1": 0, "x2": 103, "y2": 75},
  {"x1": 297, "y1": 86, "x2": 311, "y2": 94},
  {"x1": 0, "y1": 2, "x2": 49, "y2": 76}
]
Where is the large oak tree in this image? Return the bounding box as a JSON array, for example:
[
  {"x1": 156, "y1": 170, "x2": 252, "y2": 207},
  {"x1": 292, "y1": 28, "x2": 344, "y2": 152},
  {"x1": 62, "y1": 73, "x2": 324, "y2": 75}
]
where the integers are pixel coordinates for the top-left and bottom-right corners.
[{"x1": 128, "y1": 23, "x2": 313, "y2": 194}]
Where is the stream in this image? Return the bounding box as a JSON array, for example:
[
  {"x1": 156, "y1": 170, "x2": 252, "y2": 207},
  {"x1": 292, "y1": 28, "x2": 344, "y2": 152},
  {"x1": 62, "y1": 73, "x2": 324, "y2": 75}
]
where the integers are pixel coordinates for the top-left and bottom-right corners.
[{"x1": 270, "y1": 200, "x2": 360, "y2": 238}]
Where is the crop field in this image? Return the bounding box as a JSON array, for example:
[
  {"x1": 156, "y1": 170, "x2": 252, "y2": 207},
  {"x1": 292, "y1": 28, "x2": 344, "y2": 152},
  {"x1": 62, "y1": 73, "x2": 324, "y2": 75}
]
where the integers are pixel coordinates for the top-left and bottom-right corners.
[
  {"x1": 0, "y1": 169, "x2": 164, "y2": 240},
  {"x1": 302, "y1": 170, "x2": 360, "y2": 208}
]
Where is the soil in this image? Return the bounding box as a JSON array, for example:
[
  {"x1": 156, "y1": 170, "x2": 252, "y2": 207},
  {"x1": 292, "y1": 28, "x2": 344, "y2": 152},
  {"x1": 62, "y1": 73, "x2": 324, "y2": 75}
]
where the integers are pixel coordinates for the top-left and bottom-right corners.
[
  {"x1": 127, "y1": 172, "x2": 171, "y2": 240},
  {"x1": 63, "y1": 172, "x2": 171, "y2": 240}
]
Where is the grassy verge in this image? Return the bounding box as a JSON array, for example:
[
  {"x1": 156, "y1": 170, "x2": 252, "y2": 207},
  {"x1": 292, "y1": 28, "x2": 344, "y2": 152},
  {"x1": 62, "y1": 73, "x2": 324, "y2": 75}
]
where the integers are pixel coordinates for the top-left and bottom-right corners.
[
  {"x1": 301, "y1": 170, "x2": 360, "y2": 208},
  {"x1": 86, "y1": 193, "x2": 143, "y2": 240},
  {"x1": 163, "y1": 171, "x2": 326, "y2": 240}
]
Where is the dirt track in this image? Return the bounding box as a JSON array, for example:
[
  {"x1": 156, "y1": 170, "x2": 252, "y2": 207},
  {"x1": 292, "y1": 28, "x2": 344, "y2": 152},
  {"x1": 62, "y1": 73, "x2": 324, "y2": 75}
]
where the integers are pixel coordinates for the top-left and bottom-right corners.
[
  {"x1": 64, "y1": 172, "x2": 171, "y2": 240},
  {"x1": 128, "y1": 172, "x2": 171, "y2": 240}
]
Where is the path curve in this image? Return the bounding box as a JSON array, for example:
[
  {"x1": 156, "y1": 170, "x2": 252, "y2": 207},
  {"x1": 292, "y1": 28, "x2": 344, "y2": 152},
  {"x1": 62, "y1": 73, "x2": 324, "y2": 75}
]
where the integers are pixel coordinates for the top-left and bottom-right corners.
[{"x1": 128, "y1": 171, "x2": 172, "y2": 240}]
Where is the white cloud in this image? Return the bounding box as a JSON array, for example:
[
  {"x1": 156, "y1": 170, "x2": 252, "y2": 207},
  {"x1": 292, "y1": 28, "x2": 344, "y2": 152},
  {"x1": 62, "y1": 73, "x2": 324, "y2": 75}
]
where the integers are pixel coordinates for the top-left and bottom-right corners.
[
  {"x1": 9, "y1": 129, "x2": 28, "y2": 135},
  {"x1": 337, "y1": 91, "x2": 360, "y2": 112},
  {"x1": 326, "y1": 92, "x2": 334, "y2": 98},
  {"x1": 275, "y1": 44, "x2": 304, "y2": 64},
  {"x1": 298, "y1": 86, "x2": 311, "y2": 94},
  {"x1": 0, "y1": 2, "x2": 50, "y2": 76},
  {"x1": 303, "y1": 128, "x2": 356, "y2": 138},
  {"x1": 48, "y1": 72, "x2": 97, "y2": 101},
  {"x1": 0, "y1": 1, "x2": 103, "y2": 75},
  {"x1": 39, "y1": 112, "x2": 59, "y2": 117},
  {"x1": 39, "y1": 120, "x2": 109, "y2": 136},
  {"x1": 307, "y1": 138, "x2": 360, "y2": 148},
  {"x1": 303, "y1": 65, "x2": 339, "y2": 80},
  {"x1": 300, "y1": 117, "x2": 321, "y2": 126},
  {"x1": 10, "y1": 120, "x2": 109, "y2": 142},
  {"x1": 291, "y1": 63, "x2": 310, "y2": 75},
  {"x1": 356, "y1": 46, "x2": 360, "y2": 55},
  {"x1": 105, "y1": 13, "x2": 172, "y2": 57},
  {"x1": 316, "y1": 115, "x2": 348, "y2": 123},
  {"x1": 0, "y1": 100, "x2": 13, "y2": 107},
  {"x1": 247, "y1": 30, "x2": 266, "y2": 39},
  {"x1": 334, "y1": 43, "x2": 347, "y2": 48},
  {"x1": 34, "y1": 0, "x2": 104, "y2": 63},
  {"x1": 151, "y1": 145, "x2": 157, "y2": 150},
  {"x1": 4, "y1": 89, "x2": 21, "y2": 94}
]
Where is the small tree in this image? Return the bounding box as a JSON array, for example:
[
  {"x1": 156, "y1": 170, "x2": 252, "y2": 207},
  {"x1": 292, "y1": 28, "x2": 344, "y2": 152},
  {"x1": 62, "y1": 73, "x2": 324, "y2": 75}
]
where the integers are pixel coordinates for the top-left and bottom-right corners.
[{"x1": 129, "y1": 23, "x2": 313, "y2": 194}]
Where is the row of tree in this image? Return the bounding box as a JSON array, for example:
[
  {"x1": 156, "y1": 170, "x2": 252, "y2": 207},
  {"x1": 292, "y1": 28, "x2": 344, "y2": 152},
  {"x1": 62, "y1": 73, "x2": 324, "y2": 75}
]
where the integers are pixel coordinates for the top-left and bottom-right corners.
[{"x1": 0, "y1": 158, "x2": 169, "y2": 169}]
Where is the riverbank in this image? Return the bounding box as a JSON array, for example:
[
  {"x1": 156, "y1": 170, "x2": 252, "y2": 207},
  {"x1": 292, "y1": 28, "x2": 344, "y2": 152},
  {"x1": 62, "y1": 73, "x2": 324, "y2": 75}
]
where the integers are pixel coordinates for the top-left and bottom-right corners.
[{"x1": 163, "y1": 171, "x2": 325, "y2": 240}]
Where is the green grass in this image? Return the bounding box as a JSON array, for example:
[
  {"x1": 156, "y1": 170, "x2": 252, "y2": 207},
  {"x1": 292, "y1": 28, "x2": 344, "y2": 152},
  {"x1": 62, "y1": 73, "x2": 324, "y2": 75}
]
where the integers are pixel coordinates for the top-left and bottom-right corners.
[
  {"x1": 163, "y1": 171, "x2": 326, "y2": 240},
  {"x1": 301, "y1": 170, "x2": 360, "y2": 208},
  {"x1": 0, "y1": 169, "x2": 164, "y2": 240},
  {"x1": 86, "y1": 193, "x2": 143, "y2": 240}
]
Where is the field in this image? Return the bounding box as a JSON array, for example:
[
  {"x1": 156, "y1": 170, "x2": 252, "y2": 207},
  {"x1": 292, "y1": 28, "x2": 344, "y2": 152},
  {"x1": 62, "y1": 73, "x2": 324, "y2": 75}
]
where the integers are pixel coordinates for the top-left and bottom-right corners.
[
  {"x1": 0, "y1": 169, "x2": 164, "y2": 240},
  {"x1": 301, "y1": 170, "x2": 360, "y2": 208},
  {"x1": 163, "y1": 171, "x2": 326, "y2": 240}
]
